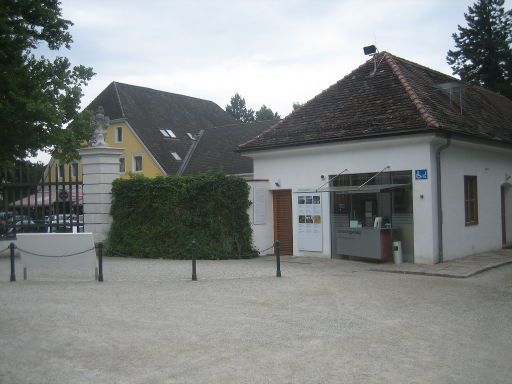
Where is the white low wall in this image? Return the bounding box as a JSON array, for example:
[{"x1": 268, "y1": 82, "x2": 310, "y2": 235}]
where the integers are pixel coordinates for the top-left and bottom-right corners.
[
  {"x1": 16, "y1": 233, "x2": 97, "y2": 280},
  {"x1": 0, "y1": 239, "x2": 18, "y2": 258}
]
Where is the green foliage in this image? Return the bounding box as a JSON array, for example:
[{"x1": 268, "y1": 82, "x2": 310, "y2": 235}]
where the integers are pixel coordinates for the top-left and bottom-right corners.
[
  {"x1": 0, "y1": 159, "x2": 45, "y2": 183},
  {"x1": 226, "y1": 93, "x2": 255, "y2": 122},
  {"x1": 0, "y1": 0, "x2": 95, "y2": 164},
  {"x1": 108, "y1": 173, "x2": 257, "y2": 259},
  {"x1": 447, "y1": 0, "x2": 512, "y2": 99},
  {"x1": 292, "y1": 102, "x2": 303, "y2": 111},
  {"x1": 255, "y1": 104, "x2": 281, "y2": 121}
]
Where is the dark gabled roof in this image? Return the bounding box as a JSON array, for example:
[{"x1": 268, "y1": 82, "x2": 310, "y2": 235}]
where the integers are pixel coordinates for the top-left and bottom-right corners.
[
  {"x1": 181, "y1": 120, "x2": 279, "y2": 175},
  {"x1": 239, "y1": 52, "x2": 512, "y2": 152},
  {"x1": 87, "y1": 82, "x2": 237, "y2": 174}
]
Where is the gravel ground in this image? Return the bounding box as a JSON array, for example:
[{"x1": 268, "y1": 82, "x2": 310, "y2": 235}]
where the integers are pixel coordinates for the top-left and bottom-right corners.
[{"x1": 1, "y1": 256, "x2": 511, "y2": 384}]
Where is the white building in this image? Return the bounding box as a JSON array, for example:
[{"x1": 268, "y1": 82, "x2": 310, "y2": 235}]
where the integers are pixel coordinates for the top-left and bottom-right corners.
[{"x1": 240, "y1": 52, "x2": 512, "y2": 264}]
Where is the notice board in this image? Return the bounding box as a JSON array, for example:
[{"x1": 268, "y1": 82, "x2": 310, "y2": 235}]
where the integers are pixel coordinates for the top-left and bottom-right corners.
[
  {"x1": 252, "y1": 184, "x2": 266, "y2": 225},
  {"x1": 297, "y1": 192, "x2": 323, "y2": 251}
]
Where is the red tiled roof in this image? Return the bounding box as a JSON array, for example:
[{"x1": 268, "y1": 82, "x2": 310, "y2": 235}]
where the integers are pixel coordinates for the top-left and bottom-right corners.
[{"x1": 239, "y1": 52, "x2": 512, "y2": 151}]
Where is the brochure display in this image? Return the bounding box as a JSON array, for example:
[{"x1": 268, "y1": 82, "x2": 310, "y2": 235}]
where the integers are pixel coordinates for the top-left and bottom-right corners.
[{"x1": 297, "y1": 192, "x2": 322, "y2": 251}]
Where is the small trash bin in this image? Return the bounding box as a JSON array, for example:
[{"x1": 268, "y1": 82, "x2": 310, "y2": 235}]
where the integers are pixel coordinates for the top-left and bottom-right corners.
[{"x1": 393, "y1": 241, "x2": 402, "y2": 264}]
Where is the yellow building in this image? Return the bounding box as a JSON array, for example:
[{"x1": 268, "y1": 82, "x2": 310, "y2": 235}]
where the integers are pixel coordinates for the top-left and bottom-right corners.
[{"x1": 46, "y1": 81, "x2": 238, "y2": 182}]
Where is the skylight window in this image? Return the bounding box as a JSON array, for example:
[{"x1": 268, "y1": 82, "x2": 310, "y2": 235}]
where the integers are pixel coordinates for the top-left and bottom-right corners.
[
  {"x1": 186, "y1": 132, "x2": 196, "y2": 140},
  {"x1": 171, "y1": 152, "x2": 182, "y2": 161},
  {"x1": 160, "y1": 129, "x2": 177, "y2": 138}
]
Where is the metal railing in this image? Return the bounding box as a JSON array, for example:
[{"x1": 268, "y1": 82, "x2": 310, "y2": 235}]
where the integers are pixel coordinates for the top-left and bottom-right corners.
[
  {"x1": 7, "y1": 240, "x2": 282, "y2": 282},
  {"x1": 1, "y1": 162, "x2": 84, "y2": 238}
]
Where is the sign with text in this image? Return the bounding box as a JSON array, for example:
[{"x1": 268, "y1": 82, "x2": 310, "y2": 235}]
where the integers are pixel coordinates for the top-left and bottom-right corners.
[{"x1": 297, "y1": 192, "x2": 322, "y2": 251}]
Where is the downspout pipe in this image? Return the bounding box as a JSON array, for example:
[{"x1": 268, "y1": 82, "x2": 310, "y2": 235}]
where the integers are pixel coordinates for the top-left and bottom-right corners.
[{"x1": 436, "y1": 134, "x2": 451, "y2": 263}]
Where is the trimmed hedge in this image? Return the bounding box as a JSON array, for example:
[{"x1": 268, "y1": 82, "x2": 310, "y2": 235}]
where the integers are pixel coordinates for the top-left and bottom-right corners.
[{"x1": 108, "y1": 173, "x2": 256, "y2": 259}]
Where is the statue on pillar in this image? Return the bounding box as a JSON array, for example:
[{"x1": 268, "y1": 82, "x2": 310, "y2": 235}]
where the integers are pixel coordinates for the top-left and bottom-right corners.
[{"x1": 90, "y1": 106, "x2": 110, "y2": 147}]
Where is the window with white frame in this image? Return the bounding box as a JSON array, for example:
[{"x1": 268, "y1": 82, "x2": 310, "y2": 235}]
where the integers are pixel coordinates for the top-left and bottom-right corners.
[
  {"x1": 160, "y1": 129, "x2": 177, "y2": 138},
  {"x1": 171, "y1": 152, "x2": 181, "y2": 161},
  {"x1": 116, "y1": 127, "x2": 123, "y2": 143},
  {"x1": 133, "y1": 153, "x2": 143, "y2": 172},
  {"x1": 119, "y1": 157, "x2": 126, "y2": 173}
]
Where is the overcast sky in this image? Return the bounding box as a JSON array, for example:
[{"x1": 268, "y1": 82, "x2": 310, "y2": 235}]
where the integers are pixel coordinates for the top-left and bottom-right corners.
[
  {"x1": 60, "y1": 0, "x2": 510, "y2": 114},
  {"x1": 33, "y1": 0, "x2": 510, "y2": 162}
]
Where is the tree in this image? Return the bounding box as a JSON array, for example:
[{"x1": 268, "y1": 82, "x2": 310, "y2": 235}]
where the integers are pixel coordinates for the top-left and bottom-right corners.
[
  {"x1": 255, "y1": 105, "x2": 280, "y2": 121},
  {"x1": 0, "y1": 0, "x2": 95, "y2": 164},
  {"x1": 225, "y1": 93, "x2": 255, "y2": 122},
  {"x1": 292, "y1": 102, "x2": 303, "y2": 110},
  {"x1": 447, "y1": 0, "x2": 512, "y2": 99}
]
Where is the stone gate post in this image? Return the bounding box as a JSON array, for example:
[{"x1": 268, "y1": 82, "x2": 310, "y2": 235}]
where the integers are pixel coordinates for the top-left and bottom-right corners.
[{"x1": 78, "y1": 107, "x2": 123, "y2": 243}]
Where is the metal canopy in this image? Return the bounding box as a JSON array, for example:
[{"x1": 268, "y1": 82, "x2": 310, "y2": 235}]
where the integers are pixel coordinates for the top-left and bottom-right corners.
[{"x1": 321, "y1": 183, "x2": 410, "y2": 194}]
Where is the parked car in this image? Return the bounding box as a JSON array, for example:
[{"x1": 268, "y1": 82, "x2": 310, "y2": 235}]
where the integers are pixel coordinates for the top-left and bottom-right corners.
[
  {"x1": 0, "y1": 212, "x2": 14, "y2": 235},
  {"x1": 47, "y1": 214, "x2": 82, "y2": 232},
  {"x1": 6, "y1": 218, "x2": 47, "y2": 234},
  {"x1": 7, "y1": 219, "x2": 35, "y2": 233}
]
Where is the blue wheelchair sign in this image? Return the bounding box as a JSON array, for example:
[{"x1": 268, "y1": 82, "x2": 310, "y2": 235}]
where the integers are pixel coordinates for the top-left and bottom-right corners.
[{"x1": 415, "y1": 169, "x2": 428, "y2": 180}]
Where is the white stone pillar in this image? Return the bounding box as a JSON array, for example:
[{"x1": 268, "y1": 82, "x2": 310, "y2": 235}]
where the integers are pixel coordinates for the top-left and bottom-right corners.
[{"x1": 78, "y1": 146, "x2": 124, "y2": 244}]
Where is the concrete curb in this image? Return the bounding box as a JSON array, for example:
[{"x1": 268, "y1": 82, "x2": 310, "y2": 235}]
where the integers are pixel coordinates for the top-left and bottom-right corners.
[{"x1": 371, "y1": 258, "x2": 512, "y2": 278}]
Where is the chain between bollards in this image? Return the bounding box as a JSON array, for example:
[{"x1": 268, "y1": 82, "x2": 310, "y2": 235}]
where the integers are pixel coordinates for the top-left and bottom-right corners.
[
  {"x1": 275, "y1": 240, "x2": 281, "y2": 277},
  {"x1": 97, "y1": 242, "x2": 104, "y2": 282},
  {"x1": 9, "y1": 242, "x2": 16, "y2": 282},
  {"x1": 191, "y1": 240, "x2": 197, "y2": 281}
]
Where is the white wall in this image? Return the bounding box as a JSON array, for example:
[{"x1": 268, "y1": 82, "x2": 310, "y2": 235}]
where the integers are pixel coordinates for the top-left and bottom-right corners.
[
  {"x1": 248, "y1": 134, "x2": 439, "y2": 263},
  {"x1": 16, "y1": 233, "x2": 97, "y2": 280},
  {"x1": 79, "y1": 146, "x2": 123, "y2": 244},
  {"x1": 441, "y1": 140, "x2": 512, "y2": 260}
]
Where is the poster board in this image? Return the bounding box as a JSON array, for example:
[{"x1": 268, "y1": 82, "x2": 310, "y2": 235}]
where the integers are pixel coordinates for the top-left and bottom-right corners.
[
  {"x1": 253, "y1": 184, "x2": 266, "y2": 225},
  {"x1": 297, "y1": 192, "x2": 323, "y2": 251}
]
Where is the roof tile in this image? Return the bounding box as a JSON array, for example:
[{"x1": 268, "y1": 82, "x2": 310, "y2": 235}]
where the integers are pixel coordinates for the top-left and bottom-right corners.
[{"x1": 240, "y1": 52, "x2": 512, "y2": 151}]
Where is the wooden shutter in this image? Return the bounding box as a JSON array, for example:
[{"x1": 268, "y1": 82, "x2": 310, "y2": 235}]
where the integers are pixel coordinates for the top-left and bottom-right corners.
[{"x1": 273, "y1": 190, "x2": 293, "y2": 255}]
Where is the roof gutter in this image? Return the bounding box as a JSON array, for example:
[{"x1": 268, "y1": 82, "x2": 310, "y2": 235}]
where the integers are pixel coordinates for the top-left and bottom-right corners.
[
  {"x1": 237, "y1": 127, "x2": 440, "y2": 153},
  {"x1": 436, "y1": 134, "x2": 451, "y2": 263}
]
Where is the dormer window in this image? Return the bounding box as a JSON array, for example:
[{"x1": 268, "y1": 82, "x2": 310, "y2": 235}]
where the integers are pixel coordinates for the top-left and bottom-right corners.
[
  {"x1": 435, "y1": 82, "x2": 464, "y2": 115},
  {"x1": 160, "y1": 129, "x2": 177, "y2": 138},
  {"x1": 171, "y1": 152, "x2": 182, "y2": 161}
]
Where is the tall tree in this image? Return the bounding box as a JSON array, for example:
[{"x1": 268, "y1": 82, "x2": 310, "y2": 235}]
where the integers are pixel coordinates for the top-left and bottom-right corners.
[
  {"x1": 447, "y1": 0, "x2": 512, "y2": 99},
  {"x1": 225, "y1": 93, "x2": 255, "y2": 122},
  {"x1": 255, "y1": 105, "x2": 280, "y2": 121},
  {"x1": 292, "y1": 102, "x2": 303, "y2": 110},
  {"x1": 0, "y1": 0, "x2": 95, "y2": 164}
]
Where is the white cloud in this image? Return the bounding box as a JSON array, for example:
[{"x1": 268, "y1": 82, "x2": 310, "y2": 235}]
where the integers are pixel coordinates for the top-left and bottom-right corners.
[{"x1": 60, "y1": 0, "x2": 508, "y2": 118}]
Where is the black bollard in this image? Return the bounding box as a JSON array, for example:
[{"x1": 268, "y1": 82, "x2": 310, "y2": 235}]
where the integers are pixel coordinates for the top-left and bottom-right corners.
[
  {"x1": 97, "y1": 242, "x2": 104, "y2": 282},
  {"x1": 191, "y1": 240, "x2": 197, "y2": 281},
  {"x1": 9, "y1": 242, "x2": 16, "y2": 282},
  {"x1": 275, "y1": 240, "x2": 281, "y2": 277}
]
